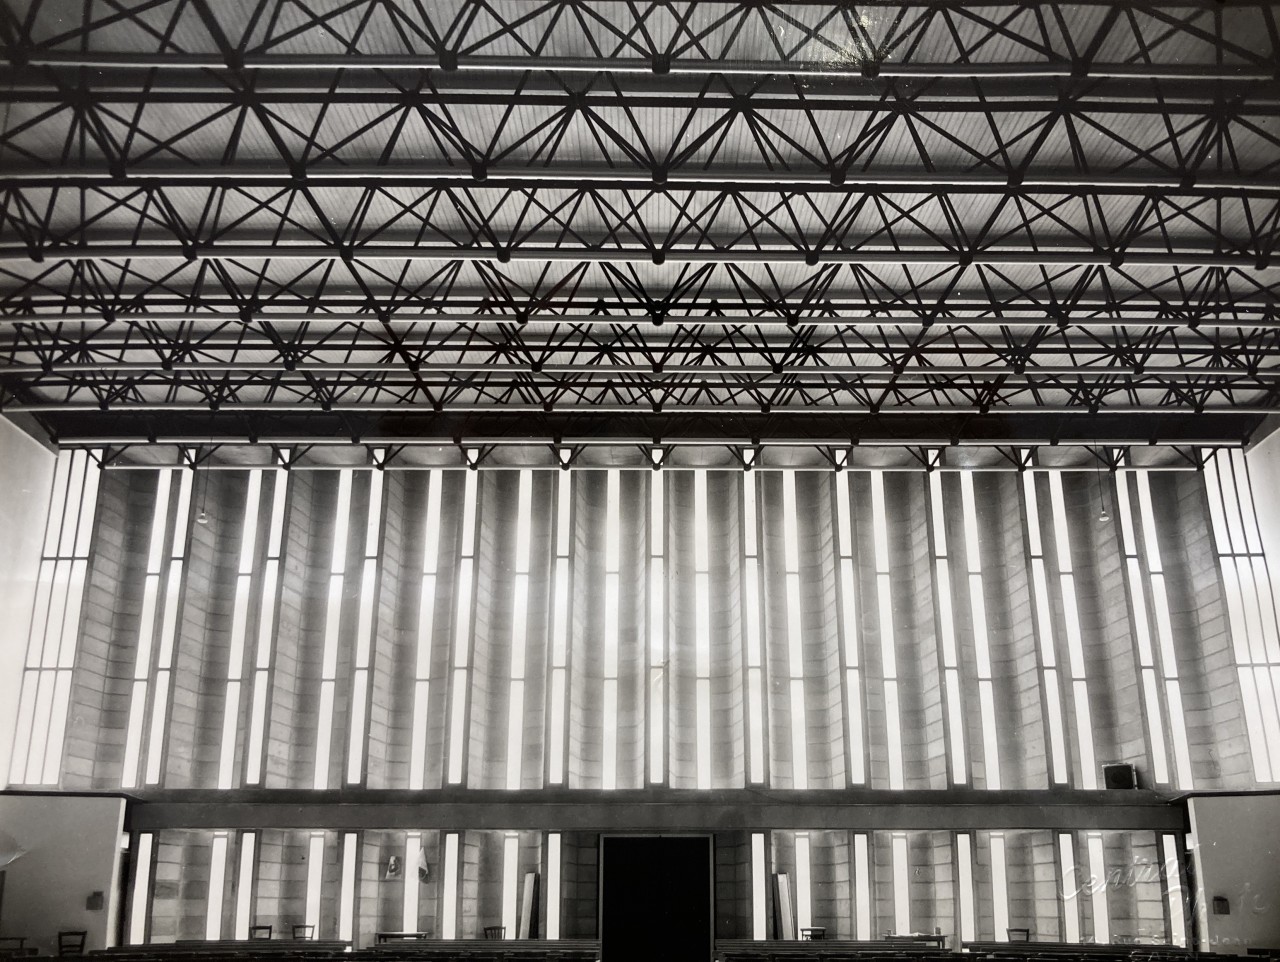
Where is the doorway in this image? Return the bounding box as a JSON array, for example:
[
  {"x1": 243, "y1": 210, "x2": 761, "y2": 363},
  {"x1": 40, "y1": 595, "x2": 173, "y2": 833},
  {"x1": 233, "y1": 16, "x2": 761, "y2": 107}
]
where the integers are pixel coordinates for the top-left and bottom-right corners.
[{"x1": 600, "y1": 835, "x2": 712, "y2": 962}]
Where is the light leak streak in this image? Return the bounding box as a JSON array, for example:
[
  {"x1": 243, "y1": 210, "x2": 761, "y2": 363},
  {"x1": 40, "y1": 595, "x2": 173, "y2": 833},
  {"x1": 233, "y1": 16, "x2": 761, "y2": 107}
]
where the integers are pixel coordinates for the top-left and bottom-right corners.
[
  {"x1": 347, "y1": 462, "x2": 385, "y2": 784},
  {"x1": 446, "y1": 472, "x2": 478, "y2": 785},
  {"x1": 835, "y1": 473, "x2": 865, "y2": 784},
  {"x1": 409, "y1": 471, "x2": 443, "y2": 790},
  {"x1": 548, "y1": 473, "x2": 572, "y2": 785},
  {"x1": 650, "y1": 475, "x2": 666, "y2": 783},
  {"x1": 782, "y1": 473, "x2": 809, "y2": 789},
  {"x1": 313, "y1": 471, "x2": 353, "y2": 790}
]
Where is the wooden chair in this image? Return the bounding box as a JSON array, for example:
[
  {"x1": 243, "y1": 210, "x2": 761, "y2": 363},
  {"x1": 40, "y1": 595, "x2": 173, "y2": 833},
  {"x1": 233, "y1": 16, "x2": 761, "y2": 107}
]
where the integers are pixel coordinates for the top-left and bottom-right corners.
[
  {"x1": 483, "y1": 926, "x2": 506, "y2": 940},
  {"x1": 249, "y1": 926, "x2": 273, "y2": 940},
  {"x1": 57, "y1": 932, "x2": 86, "y2": 957},
  {"x1": 291, "y1": 925, "x2": 315, "y2": 941}
]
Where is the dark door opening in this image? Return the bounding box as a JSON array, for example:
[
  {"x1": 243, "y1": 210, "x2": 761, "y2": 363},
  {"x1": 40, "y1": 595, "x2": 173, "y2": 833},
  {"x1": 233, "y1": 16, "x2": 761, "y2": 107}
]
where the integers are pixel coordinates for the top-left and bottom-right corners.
[{"x1": 600, "y1": 835, "x2": 712, "y2": 962}]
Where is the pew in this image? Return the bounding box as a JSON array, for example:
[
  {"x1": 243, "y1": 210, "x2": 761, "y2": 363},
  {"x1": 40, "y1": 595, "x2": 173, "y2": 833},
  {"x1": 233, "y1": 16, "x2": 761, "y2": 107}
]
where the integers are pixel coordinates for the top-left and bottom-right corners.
[
  {"x1": 717, "y1": 938, "x2": 954, "y2": 962},
  {"x1": 962, "y1": 943, "x2": 1194, "y2": 957},
  {"x1": 352, "y1": 939, "x2": 600, "y2": 962},
  {"x1": 92, "y1": 941, "x2": 352, "y2": 960}
]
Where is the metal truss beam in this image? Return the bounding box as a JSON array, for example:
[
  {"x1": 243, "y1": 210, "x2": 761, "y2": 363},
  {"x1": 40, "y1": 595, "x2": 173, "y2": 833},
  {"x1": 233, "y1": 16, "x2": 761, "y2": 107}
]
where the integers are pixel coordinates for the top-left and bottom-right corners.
[
  {"x1": 3, "y1": 0, "x2": 1275, "y2": 80},
  {"x1": 14, "y1": 407, "x2": 1263, "y2": 455},
  {"x1": 4, "y1": 310, "x2": 1277, "y2": 421},
  {"x1": 2, "y1": 70, "x2": 1277, "y2": 184},
  {"x1": 5, "y1": 171, "x2": 1280, "y2": 193},
  {"x1": 2, "y1": 258, "x2": 1275, "y2": 323},
  {"x1": 56, "y1": 438, "x2": 1235, "y2": 475},
  {"x1": 2, "y1": 182, "x2": 1278, "y2": 267},
  {"x1": 1, "y1": 0, "x2": 1277, "y2": 452}
]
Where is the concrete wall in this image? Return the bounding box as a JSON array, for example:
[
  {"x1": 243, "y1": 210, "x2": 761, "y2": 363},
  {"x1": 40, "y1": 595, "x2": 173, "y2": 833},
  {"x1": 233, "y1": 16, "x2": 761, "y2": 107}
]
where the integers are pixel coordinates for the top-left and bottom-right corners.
[
  {"x1": 0, "y1": 421, "x2": 55, "y2": 786},
  {"x1": 1188, "y1": 794, "x2": 1280, "y2": 953},
  {"x1": 0, "y1": 793, "x2": 126, "y2": 952}
]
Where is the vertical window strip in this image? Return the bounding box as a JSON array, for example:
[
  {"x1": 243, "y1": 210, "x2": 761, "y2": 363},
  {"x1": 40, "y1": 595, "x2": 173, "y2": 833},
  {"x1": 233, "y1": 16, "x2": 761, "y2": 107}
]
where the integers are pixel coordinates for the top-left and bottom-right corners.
[
  {"x1": 782, "y1": 473, "x2": 808, "y2": 789},
  {"x1": 890, "y1": 832, "x2": 909, "y2": 934},
  {"x1": 989, "y1": 832, "x2": 1009, "y2": 941},
  {"x1": 604, "y1": 470, "x2": 621, "y2": 790},
  {"x1": 956, "y1": 833, "x2": 976, "y2": 942},
  {"x1": 548, "y1": 473, "x2": 572, "y2": 785},
  {"x1": 751, "y1": 833, "x2": 767, "y2": 940},
  {"x1": 1204, "y1": 449, "x2": 1280, "y2": 782},
  {"x1": 929, "y1": 474, "x2": 967, "y2": 784},
  {"x1": 694, "y1": 471, "x2": 713, "y2": 788},
  {"x1": 794, "y1": 832, "x2": 812, "y2": 931},
  {"x1": 339, "y1": 833, "x2": 358, "y2": 942},
  {"x1": 245, "y1": 471, "x2": 287, "y2": 786},
  {"x1": 1022, "y1": 467, "x2": 1069, "y2": 784},
  {"x1": 1085, "y1": 833, "x2": 1109, "y2": 944},
  {"x1": 41, "y1": 447, "x2": 74, "y2": 558},
  {"x1": 206, "y1": 831, "x2": 229, "y2": 939},
  {"x1": 1059, "y1": 833, "x2": 1081, "y2": 943},
  {"x1": 446, "y1": 471, "x2": 478, "y2": 786},
  {"x1": 1132, "y1": 472, "x2": 1194, "y2": 789},
  {"x1": 1048, "y1": 473, "x2": 1097, "y2": 789},
  {"x1": 404, "y1": 832, "x2": 422, "y2": 931},
  {"x1": 502, "y1": 833, "x2": 520, "y2": 937},
  {"x1": 872, "y1": 472, "x2": 904, "y2": 789},
  {"x1": 11, "y1": 451, "x2": 100, "y2": 785},
  {"x1": 1161, "y1": 834, "x2": 1186, "y2": 947},
  {"x1": 305, "y1": 832, "x2": 325, "y2": 933},
  {"x1": 129, "y1": 832, "x2": 154, "y2": 944},
  {"x1": 347, "y1": 461, "x2": 385, "y2": 785},
  {"x1": 651, "y1": 475, "x2": 667, "y2": 784},
  {"x1": 410, "y1": 471, "x2": 443, "y2": 790},
  {"x1": 546, "y1": 833, "x2": 562, "y2": 940},
  {"x1": 234, "y1": 832, "x2": 256, "y2": 939},
  {"x1": 1115, "y1": 471, "x2": 1170, "y2": 786},
  {"x1": 314, "y1": 470, "x2": 353, "y2": 790},
  {"x1": 835, "y1": 474, "x2": 865, "y2": 784},
  {"x1": 442, "y1": 832, "x2": 460, "y2": 939},
  {"x1": 217, "y1": 471, "x2": 262, "y2": 789},
  {"x1": 142, "y1": 465, "x2": 194, "y2": 786},
  {"x1": 743, "y1": 474, "x2": 765, "y2": 784},
  {"x1": 960, "y1": 474, "x2": 1001, "y2": 789},
  {"x1": 853, "y1": 833, "x2": 871, "y2": 940},
  {"x1": 508, "y1": 471, "x2": 534, "y2": 790}
]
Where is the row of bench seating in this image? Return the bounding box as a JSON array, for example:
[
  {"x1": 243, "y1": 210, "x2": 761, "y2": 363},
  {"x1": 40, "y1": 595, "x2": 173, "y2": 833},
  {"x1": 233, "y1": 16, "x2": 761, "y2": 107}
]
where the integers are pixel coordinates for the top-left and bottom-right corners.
[
  {"x1": 91, "y1": 941, "x2": 601, "y2": 962},
  {"x1": 85, "y1": 939, "x2": 1224, "y2": 962}
]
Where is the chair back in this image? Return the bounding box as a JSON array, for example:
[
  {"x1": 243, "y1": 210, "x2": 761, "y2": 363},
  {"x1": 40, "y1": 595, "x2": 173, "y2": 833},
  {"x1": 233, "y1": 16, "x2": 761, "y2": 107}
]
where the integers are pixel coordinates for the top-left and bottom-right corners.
[
  {"x1": 292, "y1": 924, "x2": 315, "y2": 941},
  {"x1": 483, "y1": 926, "x2": 506, "y2": 940},
  {"x1": 249, "y1": 925, "x2": 273, "y2": 940},
  {"x1": 57, "y1": 932, "x2": 87, "y2": 957}
]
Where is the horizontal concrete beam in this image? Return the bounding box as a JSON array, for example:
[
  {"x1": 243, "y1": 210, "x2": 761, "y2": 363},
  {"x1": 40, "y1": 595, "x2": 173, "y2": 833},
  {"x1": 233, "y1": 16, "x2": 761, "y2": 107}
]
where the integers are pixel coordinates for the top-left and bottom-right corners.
[{"x1": 120, "y1": 787, "x2": 1189, "y2": 833}]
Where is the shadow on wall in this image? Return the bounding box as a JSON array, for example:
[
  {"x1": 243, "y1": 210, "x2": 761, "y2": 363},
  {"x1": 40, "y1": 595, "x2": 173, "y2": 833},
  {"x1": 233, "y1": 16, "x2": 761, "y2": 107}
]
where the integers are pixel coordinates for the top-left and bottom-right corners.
[{"x1": 0, "y1": 795, "x2": 125, "y2": 954}]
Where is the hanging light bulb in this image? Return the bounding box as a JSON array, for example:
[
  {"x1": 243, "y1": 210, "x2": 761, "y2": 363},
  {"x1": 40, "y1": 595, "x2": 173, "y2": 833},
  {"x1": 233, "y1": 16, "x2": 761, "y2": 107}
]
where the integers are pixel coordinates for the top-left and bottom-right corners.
[
  {"x1": 1093, "y1": 441, "x2": 1111, "y2": 524},
  {"x1": 196, "y1": 508, "x2": 210, "y2": 525}
]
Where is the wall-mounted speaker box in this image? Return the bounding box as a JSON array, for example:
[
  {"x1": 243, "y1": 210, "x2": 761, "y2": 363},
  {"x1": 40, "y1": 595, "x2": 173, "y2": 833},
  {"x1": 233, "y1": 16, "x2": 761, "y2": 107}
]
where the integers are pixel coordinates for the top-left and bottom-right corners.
[{"x1": 1102, "y1": 763, "x2": 1138, "y2": 790}]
